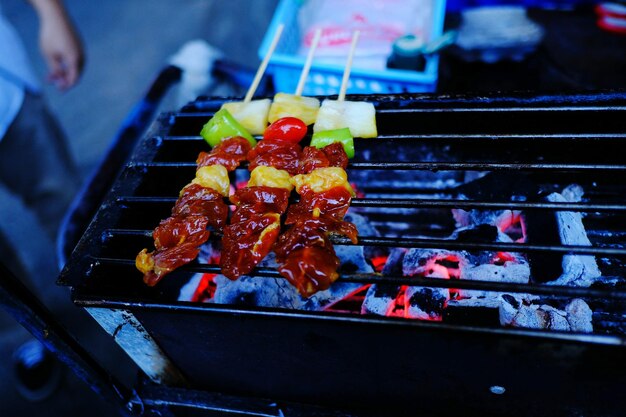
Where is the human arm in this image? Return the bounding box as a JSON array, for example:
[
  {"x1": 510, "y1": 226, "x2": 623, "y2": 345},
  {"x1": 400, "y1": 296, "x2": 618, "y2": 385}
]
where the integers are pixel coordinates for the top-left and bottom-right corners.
[{"x1": 28, "y1": 0, "x2": 84, "y2": 90}]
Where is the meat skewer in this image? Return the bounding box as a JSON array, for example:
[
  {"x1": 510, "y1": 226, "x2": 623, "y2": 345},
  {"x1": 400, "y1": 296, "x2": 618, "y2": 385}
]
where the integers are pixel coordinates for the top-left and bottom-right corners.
[
  {"x1": 273, "y1": 31, "x2": 369, "y2": 297},
  {"x1": 220, "y1": 30, "x2": 323, "y2": 280},
  {"x1": 220, "y1": 117, "x2": 306, "y2": 279},
  {"x1": 274, "y1": 143, "x2": 358, "y2": 297},
  {"x1": 136, "y1": 136, "x2": 251, "y2": 286}
]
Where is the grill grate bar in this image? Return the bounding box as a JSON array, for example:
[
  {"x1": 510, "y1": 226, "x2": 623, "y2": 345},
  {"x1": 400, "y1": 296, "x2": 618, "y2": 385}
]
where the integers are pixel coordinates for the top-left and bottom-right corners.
[
  {"x1": 163, "y1": 133, "x2": 626, "y2": 141},
  {"x1": 130, "y1": 161, "x2": 626, "y2": 171},
  {"x1": 116, "y1": 196, "x2": 626, "y2": 212},
  {"x1": 172, "y1": 106, "x2": 626, "y2": 118},
  {"x1": 103, "y1": 229, "x2": 626, "y2": 256},
  {"x1": 92, "y1": 257, "x2": 626, "y2": 300}
]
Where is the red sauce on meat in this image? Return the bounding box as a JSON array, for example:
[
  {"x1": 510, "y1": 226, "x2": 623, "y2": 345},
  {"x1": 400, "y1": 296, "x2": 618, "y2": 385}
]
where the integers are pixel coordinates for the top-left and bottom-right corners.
[
  {"x1": 143, "y1": 242, "x2": 204, "y2": 287},
  {"x1": 197, "y1": 136, "x2": 251, "y2": 171},
  {"x1": 138, "y1": 137, "x2": 250, "y2": 287},
  {"x1": 321, "y1": 142, "x2": 349, "y2": 170},
  {"x1": 173, "y1": 184, "x2": 228, "y2": 232},
  {"x1": 220, "y1": 186, "x2": 291, "y2": 280},
  {"x1": 247, "y1": 139, "x2": 302, "y2": 175},
  {"x1": 286, "y1": 186, "x2": 353, "y2": 224},
  {"x1": 299, "y1": 146, "x2": 330, "y2": 174},
  {"x1": 279, "y1": 247, "x2": 340, "y2": 297},
  {"x1": 274, "y1": 186, "x2": 358, "y2": 297},
  {"x1": 153, "y1": 215, "x2": 210, "y2": 249}
]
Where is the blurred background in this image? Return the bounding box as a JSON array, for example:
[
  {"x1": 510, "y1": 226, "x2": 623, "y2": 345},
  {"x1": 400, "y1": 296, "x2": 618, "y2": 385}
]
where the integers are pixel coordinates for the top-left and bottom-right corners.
[{"x1": 0, "y1": 0, "x2": 625, "y2": 415}]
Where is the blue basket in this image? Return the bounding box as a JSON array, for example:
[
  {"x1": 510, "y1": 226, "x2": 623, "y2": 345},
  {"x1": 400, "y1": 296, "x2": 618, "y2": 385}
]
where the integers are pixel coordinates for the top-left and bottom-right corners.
[{"x1": 259, "y1": 0, "x2": 447, "y2": 96}]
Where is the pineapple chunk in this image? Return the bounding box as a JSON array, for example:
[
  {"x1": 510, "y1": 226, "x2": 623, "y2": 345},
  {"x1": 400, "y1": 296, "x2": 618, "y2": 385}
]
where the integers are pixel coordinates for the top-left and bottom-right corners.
[
  {"x1": 248, "y1": 166, "x2": 294, "y2": 191},
  {"x1": 221, "y1": 99, "x2": 271, "y2": 135},
  {"x1": 290, "y1": 167, "x2": 355, "y2": 195},
  {"x1": 313, "y1": 100, "x2": 377, "y2": 138},
  {"x1": 268, "y1": 93, "x2": 320, "y2": 126},
  {"x1": 191, "y1": 164, "x2": 230, "y2": 196}
]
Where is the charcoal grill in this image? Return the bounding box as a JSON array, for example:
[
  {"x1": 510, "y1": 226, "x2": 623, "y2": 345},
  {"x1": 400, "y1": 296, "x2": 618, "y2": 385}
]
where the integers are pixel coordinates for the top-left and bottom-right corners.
[{"x1": 58, "y1": 91, "x2": 626, "y2": 417}]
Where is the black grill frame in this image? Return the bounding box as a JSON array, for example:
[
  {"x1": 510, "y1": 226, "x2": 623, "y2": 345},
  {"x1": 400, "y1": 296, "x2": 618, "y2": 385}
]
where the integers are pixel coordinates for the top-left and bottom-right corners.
[{"x1": 60, "y1": 91, "x2": 626, "y2": 416}]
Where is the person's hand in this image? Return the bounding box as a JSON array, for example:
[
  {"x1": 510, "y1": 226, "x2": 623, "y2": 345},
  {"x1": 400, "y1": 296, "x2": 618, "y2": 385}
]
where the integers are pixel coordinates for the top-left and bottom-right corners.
[{"x1": 31, "y1": 0, "x2": 84, "y2": 90}]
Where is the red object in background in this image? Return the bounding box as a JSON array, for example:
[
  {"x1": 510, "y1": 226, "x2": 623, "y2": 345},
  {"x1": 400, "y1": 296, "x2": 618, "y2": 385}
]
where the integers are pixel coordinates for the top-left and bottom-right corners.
[{"x1": 595, "y1": 3, "x2": 626, "y2": 34}]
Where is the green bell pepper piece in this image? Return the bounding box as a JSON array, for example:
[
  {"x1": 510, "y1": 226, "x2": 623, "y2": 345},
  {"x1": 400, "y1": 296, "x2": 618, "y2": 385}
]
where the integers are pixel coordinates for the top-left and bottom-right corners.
[
  {"x1": 310, "y1": 127, "x2": 355, "y2": 158},
  {"x1": 200, "y1": 108, "x2": 256, "y2": 148}
]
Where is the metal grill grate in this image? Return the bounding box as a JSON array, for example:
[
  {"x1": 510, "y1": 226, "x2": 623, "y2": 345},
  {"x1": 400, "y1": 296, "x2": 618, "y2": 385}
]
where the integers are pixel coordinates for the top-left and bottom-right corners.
[
  {"x1": 61, "y1": 93, "x2": 626, "y2": 323},
  {"x1": 58, "y1": 92, "x2": 626, "y2": 417}
]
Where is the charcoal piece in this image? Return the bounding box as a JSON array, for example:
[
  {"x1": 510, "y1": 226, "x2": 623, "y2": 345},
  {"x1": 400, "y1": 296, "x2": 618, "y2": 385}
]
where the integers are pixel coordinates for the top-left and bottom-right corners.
[
  {"x1": 508, "y1": 304, "x2": 547, "y2": 329},
  {"x1": 565, "y1": 298, "x2": 593, "y2": 333},
  {"x1": 452, "y1": 224, "x2": 499, "y2": 243},
  {"x1": 381, "y1": 248, "x2": 407, "y2": 277},
  {"x1": 498, "y1": 294, "x2": 593, "y2": 333},
  {"x1": 212, "y1": 274, "x2": 302, "y2": 309},
  {"x1": 526, "y1": 185, "x2": 600, "y2": 285},
  {"x1": 498, "y1": 293, "x2": 540, "y2": 327},
  {"x1": 335, "y1": 245, "x2": 374, "y2": 274},
  {"x1": 405, "y1": 286, "x2": 448, "y2": 320},
  {"x1": 458, "y1": 260, "x2": 530, "y2": 299},
  {"x1": 540, "y1": 305, "x2": 570, "y2": 331},
  {"x1": 211, "y1": 274, "x2": 362, "y2": 311},
  {"x1": 362, "y1": 248, "x2": 406, "y2": 316},
  {"x1": 402, "y1": 249, "x2": 467, "y2": 277},
  {"x1": 361, "y1": 285, "x2": 398, "y2": 316}
]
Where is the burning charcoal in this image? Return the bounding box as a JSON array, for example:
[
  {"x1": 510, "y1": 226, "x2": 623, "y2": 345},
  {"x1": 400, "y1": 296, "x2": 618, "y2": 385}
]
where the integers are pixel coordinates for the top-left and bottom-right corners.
[
  {"x1": 381, "y1": 248, "x2": 407, "y2": 277},
  {"x1": 178, "y1": 273, "x2": 207, "y2": 302},
  {"x1": 402, "y1": 249, "x2": 466, "y2": 278},
  {"x1": 402, "y1": 249, "x2": 466, "y2": 320},
  {"x1": 525, "y1": 185, "x2": 601, "y2": 286},
  {"x1": 211, "y1": 273, "x2": 362, "y2": 311},
  {"x1": 453, "y1": 172, "x2": 534, "y2": 239},
  {"x1": 452, "y1": 209, "x2": 524, "y2": 238},
  {"x1": 565, "y1": 298, "x2": 593, "y2": 333},
  {"x1": 361, "y1": 284, "x2": 398, "y2": 316},
  {"x1": 361, "y1": 248, "x2": 406, "y2": 316},
  {"x1": 336, "y1": 245, "x2": 374, "y2": 274},
  {"x1": 458, "y1": 259, "x2": 530, "y2": 299},
  {"x1": 405, "y1": 286, "x2": 448, "y2": 320},
  {"x1": 212, "y1": 274, "x2": 303, "y2": 309},
  {"x1": 402, "y1": 249, "x2": 457, "y2": 320}
]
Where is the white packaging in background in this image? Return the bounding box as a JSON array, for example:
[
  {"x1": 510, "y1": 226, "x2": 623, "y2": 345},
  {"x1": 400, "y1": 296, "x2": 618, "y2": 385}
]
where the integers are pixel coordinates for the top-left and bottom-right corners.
[{"x1": 297, "y1": 0, "x2": 434, "y2": 70}]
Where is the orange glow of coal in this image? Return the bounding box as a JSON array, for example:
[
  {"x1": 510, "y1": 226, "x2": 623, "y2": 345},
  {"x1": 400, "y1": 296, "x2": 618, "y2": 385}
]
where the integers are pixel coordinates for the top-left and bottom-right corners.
[
  {"x1": 191, "y1": 273, "x2": 217, "y2": 302},
  {"x1": 322, "y1": 285, "x2": 371, "y2": 313},
  {"x1": 370, "y1": 256, "x2": 389, "y2": 273},
  {"x1": 493, "y1": 252, "x2": 516, "y2": 265}
]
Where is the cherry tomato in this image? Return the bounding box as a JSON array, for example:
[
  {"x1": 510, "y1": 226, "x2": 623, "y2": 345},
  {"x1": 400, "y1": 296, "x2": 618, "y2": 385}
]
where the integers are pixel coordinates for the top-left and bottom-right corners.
[{"x1": 263, "y1": 117, "x2": 307, "y2": 143}]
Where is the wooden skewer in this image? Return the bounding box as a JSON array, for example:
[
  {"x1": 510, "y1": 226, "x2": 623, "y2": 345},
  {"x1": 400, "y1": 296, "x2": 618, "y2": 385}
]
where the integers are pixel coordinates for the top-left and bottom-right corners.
[
  {"x1": 338, "y1": 30, "x2": 360, "y2": 102},
  {"x1": 244, "y1": 23, "x2": 284, "y2": 103},
  {"x1": 294, "y1": 28, "x2": 322, "y2": 96}
]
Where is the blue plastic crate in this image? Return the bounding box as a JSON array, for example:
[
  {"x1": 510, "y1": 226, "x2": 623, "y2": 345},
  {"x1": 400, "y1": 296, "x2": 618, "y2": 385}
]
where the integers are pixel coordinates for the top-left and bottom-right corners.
[{"x1": 259, "y1": 0, "x2": 447, "y2": 96}]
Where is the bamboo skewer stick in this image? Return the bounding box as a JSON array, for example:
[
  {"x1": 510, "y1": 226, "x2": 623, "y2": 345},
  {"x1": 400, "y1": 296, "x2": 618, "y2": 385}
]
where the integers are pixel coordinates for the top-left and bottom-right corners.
[
  {"x1": 294, "y1": 28, "x2": 322, "y2": 96},
  {"x1": 244, "y1": 23, "x2": 284, "y2": 103},
  {"x1": 338, "y1": 30, "x2": 360, "y2": 102}
]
